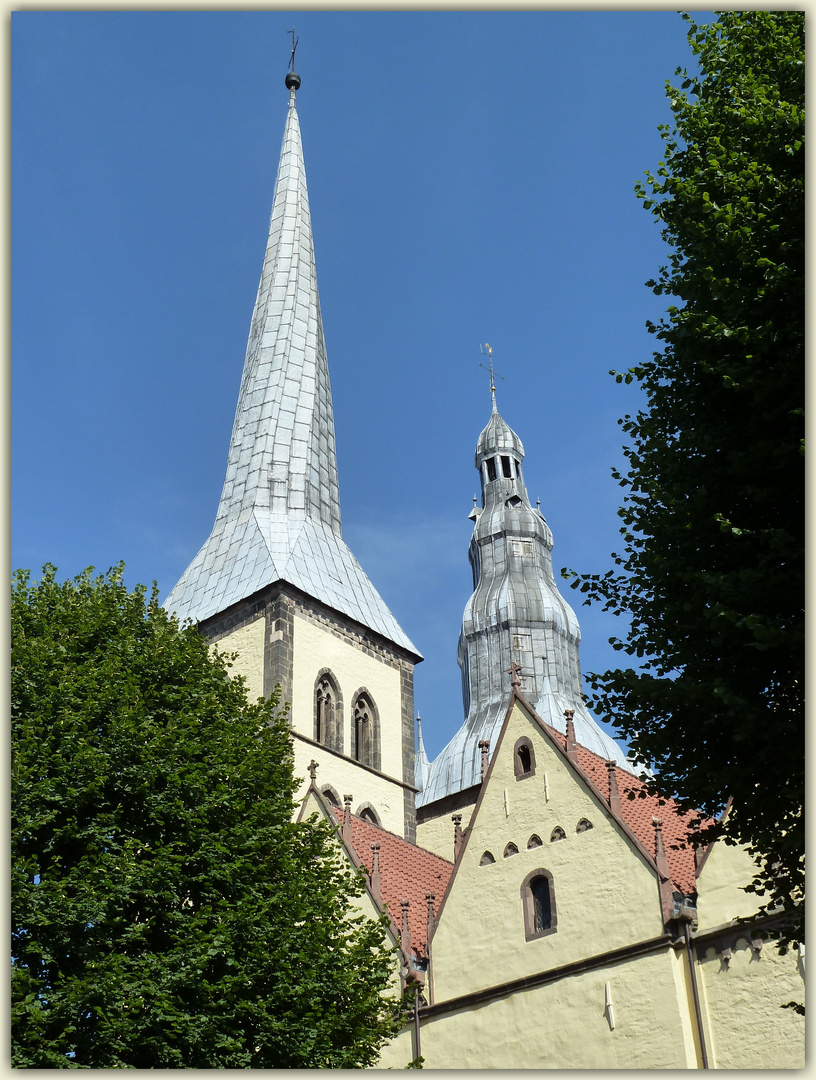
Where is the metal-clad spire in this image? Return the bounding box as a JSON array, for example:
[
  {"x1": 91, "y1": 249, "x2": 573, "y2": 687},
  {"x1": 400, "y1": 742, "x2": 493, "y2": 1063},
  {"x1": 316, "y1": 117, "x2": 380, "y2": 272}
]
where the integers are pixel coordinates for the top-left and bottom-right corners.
[
  {"x1": 417, "y1": 400, "x2": 631, "y2": 806},
  {"x1": 216, "y1": 83, "x2": 340, "y2": 533},
  {"x1": 164, "y1": 78, "x2": 419, "y2": 658}
]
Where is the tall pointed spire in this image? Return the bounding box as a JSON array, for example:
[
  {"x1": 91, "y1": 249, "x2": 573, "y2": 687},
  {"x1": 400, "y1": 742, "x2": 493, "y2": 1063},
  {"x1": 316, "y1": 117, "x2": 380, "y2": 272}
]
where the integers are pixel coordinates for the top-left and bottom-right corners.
[
  {"x1": 165, "y1": 73, "x2": 418, "y2": 657},
  {"x1": 217, "y1": 76, "x2": 340, "y2": 535}
]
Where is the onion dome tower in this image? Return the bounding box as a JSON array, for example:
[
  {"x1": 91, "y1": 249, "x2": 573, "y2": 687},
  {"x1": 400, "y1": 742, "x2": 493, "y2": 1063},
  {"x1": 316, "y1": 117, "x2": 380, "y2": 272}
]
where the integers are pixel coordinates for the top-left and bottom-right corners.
[{"x1": 418, "y1": 376, "x2": 631, "y2": 808}]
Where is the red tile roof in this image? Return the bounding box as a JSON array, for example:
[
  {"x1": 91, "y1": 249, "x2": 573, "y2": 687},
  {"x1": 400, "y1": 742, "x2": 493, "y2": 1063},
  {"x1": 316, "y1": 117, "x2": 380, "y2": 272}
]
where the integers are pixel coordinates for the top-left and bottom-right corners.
[
  {"x1": 544, "y1": 725, "x2": 701, "y2": 895},
  {"x1": 331, "y1": 808, "x2": 453, "y2": 957}
]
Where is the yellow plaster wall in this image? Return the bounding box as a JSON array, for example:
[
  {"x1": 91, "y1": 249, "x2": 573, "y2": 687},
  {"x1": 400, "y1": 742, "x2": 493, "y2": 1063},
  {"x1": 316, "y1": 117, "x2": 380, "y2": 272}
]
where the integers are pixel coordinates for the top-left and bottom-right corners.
[
  {"x1": 415, "y1": 950, "x2": 697, "y2": 1069},
  {"x1": 288, "y1": 613, "x2": 409, "y2": 836},
  {"x1": 292, "y1": 740, "x2": 407, "y2": 837},
  {"x1": 416, "y1": 804, "x2": 475, "y2": 862},
  {"x1": 210, "y1": 614, "x2": 265, "y2": 702},
  {"x1": 430, "y1": 700, "x2": 665, "y2": 1001},
  {"x1": 374, "y1": 1028, "x2": 417, "y2": 1070},
  {"x1": 695, "y1": 838, "x2": 763, "y2": 930},
  {"x1": 291, "y1": 613, "x2": 404, "y2": 778},
  {"x1": 696, "y1": 935, "x2": 804, "y2": 1068},
  {"x1": 298, "y1": 787, "x2": 414, "y2": 1071},
  {"x1": 297, "y1": 787, "x2": 396, "y2": 954}
]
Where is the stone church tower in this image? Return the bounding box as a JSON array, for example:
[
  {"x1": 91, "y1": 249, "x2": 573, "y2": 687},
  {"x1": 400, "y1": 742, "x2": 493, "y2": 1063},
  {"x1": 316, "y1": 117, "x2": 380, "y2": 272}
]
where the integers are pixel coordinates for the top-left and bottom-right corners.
[{"x1": 164, "y1": 71, "x2": 421, "y2": 841}]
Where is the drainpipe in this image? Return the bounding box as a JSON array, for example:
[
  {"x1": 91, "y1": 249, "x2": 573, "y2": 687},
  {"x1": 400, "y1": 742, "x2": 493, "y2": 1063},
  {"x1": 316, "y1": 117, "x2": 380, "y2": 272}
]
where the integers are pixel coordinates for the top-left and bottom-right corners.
[
  {"x1": 684, "y1": 922, "x2": 709, "y2": 1069},
  {"x1": 413, "y1": 989, "x2": 421, "y2": 1062}
]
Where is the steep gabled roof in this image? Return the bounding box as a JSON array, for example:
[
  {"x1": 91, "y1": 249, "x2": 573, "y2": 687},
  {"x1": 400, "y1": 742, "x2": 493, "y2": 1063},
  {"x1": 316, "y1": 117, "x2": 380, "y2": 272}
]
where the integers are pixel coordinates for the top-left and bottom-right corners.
[
  {"x1": 543, "y1": 724, "x2": 701, "y2": 895},
  {"x1": 429, "y1": 692, "x2": 704, "y2": 937},
  {"x1": 330, "y1": 807, "x2": 453, "y2": 956}
]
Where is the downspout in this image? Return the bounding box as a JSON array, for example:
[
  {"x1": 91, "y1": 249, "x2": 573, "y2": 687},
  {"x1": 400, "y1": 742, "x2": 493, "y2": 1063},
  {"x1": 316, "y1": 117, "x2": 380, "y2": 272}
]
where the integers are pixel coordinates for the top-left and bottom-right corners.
[
  {"x1": 684, "y1": 922, "x2": 709, "y2": 1069},
  {"x1": 413, "y1": 990, "x2": 421, "y2": 1062}
]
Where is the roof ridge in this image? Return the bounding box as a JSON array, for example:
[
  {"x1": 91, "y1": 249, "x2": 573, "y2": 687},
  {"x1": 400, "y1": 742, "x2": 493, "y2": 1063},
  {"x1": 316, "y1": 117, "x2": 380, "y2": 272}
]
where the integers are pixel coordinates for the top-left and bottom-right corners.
[{"x1": 331, "y1": 806, "x2": 454, "y2": 867}]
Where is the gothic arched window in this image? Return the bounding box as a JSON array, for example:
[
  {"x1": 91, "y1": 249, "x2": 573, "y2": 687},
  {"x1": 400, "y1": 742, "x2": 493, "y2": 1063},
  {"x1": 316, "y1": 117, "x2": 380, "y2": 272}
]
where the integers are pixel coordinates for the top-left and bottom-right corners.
[
  {"x1": 351, "y1": 690, "x2": 380, "y2": 771},
  {"x1": 314, "y1": 671, "x2": 342, "y2": 753},
  {"x1": 357, "y1": 803, "x2": 381, "y2": 826},
  {"x1": 521, "y1": 869, "x2": 557, "y2": 941}
]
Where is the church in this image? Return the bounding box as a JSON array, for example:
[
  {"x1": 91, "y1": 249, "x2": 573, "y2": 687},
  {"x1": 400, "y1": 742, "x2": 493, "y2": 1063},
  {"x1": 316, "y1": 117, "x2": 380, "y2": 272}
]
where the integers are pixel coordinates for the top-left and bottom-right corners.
[{"x1": 164, "y1": 68, "x2": 804, "y2": 1070}]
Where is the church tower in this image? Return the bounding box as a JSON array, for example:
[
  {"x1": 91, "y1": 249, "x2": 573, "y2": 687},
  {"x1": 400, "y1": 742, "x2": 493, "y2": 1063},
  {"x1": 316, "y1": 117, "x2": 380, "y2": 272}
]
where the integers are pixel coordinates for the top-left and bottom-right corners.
[
  {"x1": 165, "y1": 69, "x2": 421, "y2": 840},
  {"x1": 416, "y1": 373, "x2": 631, "y2": 845}
]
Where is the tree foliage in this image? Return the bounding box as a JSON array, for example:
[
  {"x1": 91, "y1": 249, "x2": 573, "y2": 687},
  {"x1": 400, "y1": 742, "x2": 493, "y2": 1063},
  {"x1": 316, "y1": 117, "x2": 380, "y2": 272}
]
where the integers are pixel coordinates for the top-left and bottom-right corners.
[
  {"x1": 12, "y1": 565, "x2": 404, "y2": 1068},
  {"x1": 566, "y1": 12, "x2": 804, "y2": 933}
]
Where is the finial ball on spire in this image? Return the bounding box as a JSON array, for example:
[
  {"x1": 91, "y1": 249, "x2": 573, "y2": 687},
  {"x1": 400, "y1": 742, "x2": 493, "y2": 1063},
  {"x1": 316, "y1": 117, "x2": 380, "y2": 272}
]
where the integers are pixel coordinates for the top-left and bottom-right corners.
[{"x1": 285, "y1": 71, "x2": 301, "y2": 91}]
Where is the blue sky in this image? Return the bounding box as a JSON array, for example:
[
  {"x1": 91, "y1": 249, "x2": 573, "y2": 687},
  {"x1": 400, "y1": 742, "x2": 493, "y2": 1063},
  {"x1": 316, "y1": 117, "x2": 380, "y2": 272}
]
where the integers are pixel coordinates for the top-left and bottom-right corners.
[{"x1": 12, "y1": 10, "x2": 708, "y2": 761}]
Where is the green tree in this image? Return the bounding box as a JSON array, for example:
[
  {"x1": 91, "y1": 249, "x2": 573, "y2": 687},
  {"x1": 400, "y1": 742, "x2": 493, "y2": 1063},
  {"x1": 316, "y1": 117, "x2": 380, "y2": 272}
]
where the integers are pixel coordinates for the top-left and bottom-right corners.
[
  {"x1": 567, "y1": 12, "x2": 804, "y2": 934},
  {"x1": 12, "y1": 564, "x2": 404, "y2": 1068}
]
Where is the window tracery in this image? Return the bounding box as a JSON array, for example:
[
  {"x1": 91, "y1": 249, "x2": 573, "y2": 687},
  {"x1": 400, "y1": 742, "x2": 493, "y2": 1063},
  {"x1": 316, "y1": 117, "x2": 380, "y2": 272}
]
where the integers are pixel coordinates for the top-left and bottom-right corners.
[
  {"x1": 351, "y1": 690, "x2": 380, "y2": 771},
  {"x1": 314, "y1": 671, "x2": 342, "y2": 752}
]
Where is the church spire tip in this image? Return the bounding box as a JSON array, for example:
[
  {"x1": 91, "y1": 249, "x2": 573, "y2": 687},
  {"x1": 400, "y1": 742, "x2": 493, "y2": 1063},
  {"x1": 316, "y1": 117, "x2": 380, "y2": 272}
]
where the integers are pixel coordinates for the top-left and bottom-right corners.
[
  {"x1": 285, "y1": 28, "x2": 301, "y2": 92},
  {"x1": 480, "y1": 342, "x2": 501, "y2": 412}
]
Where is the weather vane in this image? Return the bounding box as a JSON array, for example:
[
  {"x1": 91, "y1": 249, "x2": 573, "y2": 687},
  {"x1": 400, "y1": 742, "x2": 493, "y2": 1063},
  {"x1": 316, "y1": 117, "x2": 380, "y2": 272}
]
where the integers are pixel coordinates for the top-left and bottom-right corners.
[
  {"x1": 479, "y1": 342, "x2": 505, "y2": 403},
  {"x1": 286, "y1": 28, "x2": 299, "y2": 73}
]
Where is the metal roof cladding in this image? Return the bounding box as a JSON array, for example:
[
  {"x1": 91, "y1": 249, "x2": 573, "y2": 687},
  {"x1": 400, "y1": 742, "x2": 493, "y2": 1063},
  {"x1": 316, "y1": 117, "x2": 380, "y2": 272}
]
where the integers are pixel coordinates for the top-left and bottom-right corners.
[{"x1": 164, "y1": 78, "x2": 418, "y2": 658}]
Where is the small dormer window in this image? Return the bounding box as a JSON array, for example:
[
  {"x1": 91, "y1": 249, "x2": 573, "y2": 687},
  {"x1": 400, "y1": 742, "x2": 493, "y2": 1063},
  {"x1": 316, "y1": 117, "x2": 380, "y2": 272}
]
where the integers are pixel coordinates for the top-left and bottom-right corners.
[
  {"x1": 486, "y1": 457, "x2": 497, "y2": 482},
  {"x1": 501, "y1": 455, "x2": 513, "y2": 478}
]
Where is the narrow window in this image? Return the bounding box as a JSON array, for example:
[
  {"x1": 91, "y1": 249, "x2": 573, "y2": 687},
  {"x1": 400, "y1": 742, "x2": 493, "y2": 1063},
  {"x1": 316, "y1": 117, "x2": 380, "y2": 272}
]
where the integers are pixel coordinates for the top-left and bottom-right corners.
[
  {"x1": 486, "y1": 457, "x2": 497, "y2": 482},
  {"x1": 504, "y1": 842, "x2": 519, "y2": 858},
  {"x1": 527, "y1": 834, "x2": 543, "y2": 849},
  {"x1": 513, "y1": 737, "x2": 536, "y2": 779},
  {"x1": 314, "y1": 672, "x2": 342, "y2": 753},
  {"x1": 322, "y1": 787, "x2": 340, "y2": 807},
  {"x1": 521, "y1": 869, "x2": 557, "y2": 941},
  {"x1": 501, "y1": 455, "x2": 513, "y2": 478},
  {"x1": 531, "y1": 877, "x2": 552, "y2": 932},
  {"x1": 550, "y1": 827, "x2": 566, "y2": 842},
  {"x1": 351, "y1": 691, "x2": 380, "y2": 771},
  {"x1": 480, "y1": 851, "x2": 496, "y2": 866},
  {"x1": 576, "y1": 818, "x2": 594, "y2": 833}
]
